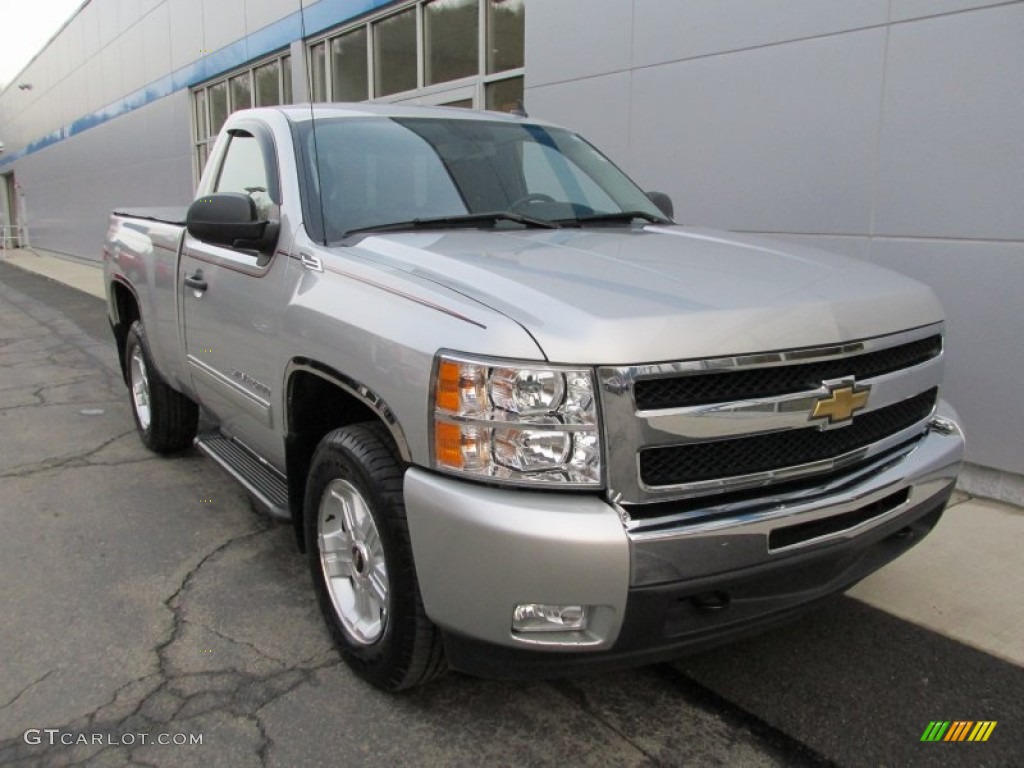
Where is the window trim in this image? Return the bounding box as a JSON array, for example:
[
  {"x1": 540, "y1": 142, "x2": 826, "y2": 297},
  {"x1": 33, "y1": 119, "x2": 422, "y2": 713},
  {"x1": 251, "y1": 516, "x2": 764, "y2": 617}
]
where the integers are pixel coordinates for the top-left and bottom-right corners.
[{"x1": 213, "y1": 123, "x2": 282, "y2": 206}]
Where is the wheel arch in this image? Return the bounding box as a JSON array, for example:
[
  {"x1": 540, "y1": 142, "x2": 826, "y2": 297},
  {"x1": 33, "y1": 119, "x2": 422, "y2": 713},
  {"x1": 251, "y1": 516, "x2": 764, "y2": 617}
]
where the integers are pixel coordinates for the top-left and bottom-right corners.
[
  {"x1": 110, "y1": 277, "x2": 141, "y2": 385},
  {"x1": 284, "y1": 359, "x2": 412, "y2": 552}
]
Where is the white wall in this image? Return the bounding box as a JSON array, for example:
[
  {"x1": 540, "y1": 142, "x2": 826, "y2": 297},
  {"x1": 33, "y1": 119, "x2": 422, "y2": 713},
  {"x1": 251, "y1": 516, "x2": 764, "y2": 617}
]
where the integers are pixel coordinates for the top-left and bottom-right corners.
[
  {"x1": 12, "y1": 91, "x2": 195, "y2": 258},
  {"x1": 525, "y1": 0, "x2": 1024, "y2": 480},
  {"x1": 0, "y1": 0, "x2": 313, "y2": 259}
]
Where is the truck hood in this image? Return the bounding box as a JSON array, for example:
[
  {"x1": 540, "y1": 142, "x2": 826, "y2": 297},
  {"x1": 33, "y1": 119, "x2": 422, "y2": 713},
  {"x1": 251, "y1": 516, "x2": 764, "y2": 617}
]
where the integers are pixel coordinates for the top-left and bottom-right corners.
[{"x1": 347, "y1": 226, "x2": 943, "y2": 364}]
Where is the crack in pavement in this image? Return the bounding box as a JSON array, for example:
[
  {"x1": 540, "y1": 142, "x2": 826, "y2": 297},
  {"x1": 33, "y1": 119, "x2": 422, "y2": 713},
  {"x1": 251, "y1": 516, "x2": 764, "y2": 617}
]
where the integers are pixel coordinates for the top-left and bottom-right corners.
[
  {"x1": 0, "y1": 671, "x2": 55, "y2": 714},
  {"x1": 187, "y1": 621, "x2": 293, "y2": 669},
  {"x1": 0, "y1": 523, "x2": 343, "y2": 767},
  {"x1": 0, "y1": 430, "x2": 138, "y2": 479}
]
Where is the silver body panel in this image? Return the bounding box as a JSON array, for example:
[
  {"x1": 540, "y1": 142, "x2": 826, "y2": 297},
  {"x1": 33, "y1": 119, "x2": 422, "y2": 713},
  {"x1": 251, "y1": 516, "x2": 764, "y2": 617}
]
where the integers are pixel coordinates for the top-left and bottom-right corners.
[
  {"x1": 404, "y1": 468, "x2": 631, "y2": 651},
  {"x1": 348, "y1": 226, "x2": 944, "y2": 367}
]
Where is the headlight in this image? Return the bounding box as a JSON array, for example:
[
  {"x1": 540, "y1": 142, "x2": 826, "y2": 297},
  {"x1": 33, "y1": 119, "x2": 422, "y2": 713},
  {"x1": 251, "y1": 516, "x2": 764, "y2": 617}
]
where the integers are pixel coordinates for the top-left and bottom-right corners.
[{"x1": 432, "y1": 353, "x2": 602, "y2": 487}]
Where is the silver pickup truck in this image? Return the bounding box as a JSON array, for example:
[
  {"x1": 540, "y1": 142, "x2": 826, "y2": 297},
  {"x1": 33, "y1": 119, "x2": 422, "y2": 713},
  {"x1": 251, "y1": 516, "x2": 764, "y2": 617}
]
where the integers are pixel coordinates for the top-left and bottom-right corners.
[{"x1": 104, "y1": 104, "x2": 964, "y2": 691}]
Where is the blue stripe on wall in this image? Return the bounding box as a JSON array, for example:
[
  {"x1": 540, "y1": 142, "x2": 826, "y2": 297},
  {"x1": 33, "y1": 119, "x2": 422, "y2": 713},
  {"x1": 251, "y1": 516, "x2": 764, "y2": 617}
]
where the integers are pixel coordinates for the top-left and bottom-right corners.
[{"x1": 0, "y1": 0, "x2": 391, "y2": 168}]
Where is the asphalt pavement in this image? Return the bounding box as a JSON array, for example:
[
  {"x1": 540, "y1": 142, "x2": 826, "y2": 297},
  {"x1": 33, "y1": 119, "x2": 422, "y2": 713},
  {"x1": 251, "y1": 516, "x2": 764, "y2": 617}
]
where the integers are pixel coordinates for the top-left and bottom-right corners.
[{"x1": 0, "y1": 257, "x2": 1021, "y2": 767}]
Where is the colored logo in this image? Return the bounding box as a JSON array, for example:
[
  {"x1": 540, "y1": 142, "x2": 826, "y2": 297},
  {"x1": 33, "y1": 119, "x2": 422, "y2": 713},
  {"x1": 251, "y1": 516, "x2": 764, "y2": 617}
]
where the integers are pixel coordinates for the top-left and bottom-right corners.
[
  {"x1": 920, "y1": 721, "x2": 997, "y2": 742},
  {"x1": 810, "y1": 381, "x2": 871, "y2": 425}
]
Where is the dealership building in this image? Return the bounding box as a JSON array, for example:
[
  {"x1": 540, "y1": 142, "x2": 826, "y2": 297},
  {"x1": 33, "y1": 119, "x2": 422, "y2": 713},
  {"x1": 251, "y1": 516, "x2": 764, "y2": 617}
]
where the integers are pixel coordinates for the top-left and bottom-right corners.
[{"x1": 0, "y1": 0, "x2": 1021, "y2": 501}]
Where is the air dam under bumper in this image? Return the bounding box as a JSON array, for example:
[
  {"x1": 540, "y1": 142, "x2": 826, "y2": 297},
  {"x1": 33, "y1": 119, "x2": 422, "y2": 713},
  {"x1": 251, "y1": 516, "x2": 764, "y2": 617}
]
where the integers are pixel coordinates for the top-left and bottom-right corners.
[{"x1": 403, "y1": 410, "x2": 963, "y2": 679}]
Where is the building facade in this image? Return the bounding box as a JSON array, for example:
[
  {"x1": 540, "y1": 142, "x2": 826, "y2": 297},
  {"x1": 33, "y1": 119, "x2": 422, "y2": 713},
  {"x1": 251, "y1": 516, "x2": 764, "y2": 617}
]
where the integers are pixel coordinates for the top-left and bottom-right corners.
[{"x1": 0, "y1": 0, "x2": 1021, "y2": 499}]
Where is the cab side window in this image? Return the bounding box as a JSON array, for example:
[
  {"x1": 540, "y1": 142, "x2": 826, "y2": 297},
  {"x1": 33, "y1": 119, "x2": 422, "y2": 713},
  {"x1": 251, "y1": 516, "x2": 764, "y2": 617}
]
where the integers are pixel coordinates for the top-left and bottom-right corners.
[{"x1": 215, "y1": 133, "x2": 273, "y2": 220}]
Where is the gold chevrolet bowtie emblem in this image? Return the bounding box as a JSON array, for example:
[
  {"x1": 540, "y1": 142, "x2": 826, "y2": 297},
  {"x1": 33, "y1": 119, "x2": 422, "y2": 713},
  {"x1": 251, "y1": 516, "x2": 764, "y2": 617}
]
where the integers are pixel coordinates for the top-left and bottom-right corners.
[{"x1": 811, "y1": 384, "x2": 871, "y2": 424}]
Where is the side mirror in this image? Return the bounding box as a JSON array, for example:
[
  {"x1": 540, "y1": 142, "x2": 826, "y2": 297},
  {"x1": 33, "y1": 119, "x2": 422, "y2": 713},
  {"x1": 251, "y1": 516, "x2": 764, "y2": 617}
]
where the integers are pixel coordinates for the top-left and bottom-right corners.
[
  {"x1": 646, "y1": 191, "x2": 674, "y2": 220},
  {"x1": 186, "y1": 192, "x2": 275, "y2": 249}
]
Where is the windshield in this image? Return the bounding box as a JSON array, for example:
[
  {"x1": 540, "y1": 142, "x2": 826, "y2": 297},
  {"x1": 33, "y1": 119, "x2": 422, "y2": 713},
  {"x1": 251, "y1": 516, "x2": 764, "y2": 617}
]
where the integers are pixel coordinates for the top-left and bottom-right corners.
[{"x1": 295, "y1": 116, "x2": 668, "y2": 242}]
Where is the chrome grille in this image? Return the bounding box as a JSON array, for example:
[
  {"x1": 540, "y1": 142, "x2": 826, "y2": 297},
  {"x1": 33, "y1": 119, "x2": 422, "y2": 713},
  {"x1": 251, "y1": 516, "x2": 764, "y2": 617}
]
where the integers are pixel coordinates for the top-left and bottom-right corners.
[
  {"x1": 634, "y1": 335, "x2": 941, "y2": 409},
  {"x1": 597, "y1": 324, "x2": 945, "y2": 507},
  {"x1": 639, "y1": 388, "x2": 937, "y2": 486}
]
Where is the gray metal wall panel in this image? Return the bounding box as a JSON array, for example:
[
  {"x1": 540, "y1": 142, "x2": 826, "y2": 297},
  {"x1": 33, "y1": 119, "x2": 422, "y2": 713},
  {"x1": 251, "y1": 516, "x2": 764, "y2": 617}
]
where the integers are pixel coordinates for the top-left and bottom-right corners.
[
  {"x1": 865, "y1": 238, "x2": 1024, "y2": 474},
  {"x1": 525, "y1": 0, "x2": 634, "y2": 87},
  {"x1": 81, "y1": 2, "x2": 102, "y2": 61},
  {"x1": 631, "y1": 0, "x2": 889, "y2": 66},
  {"x1": 142, "y1": 4, "x2": 174, "y2": 85},
  {"x1": 168, "y1": 0, "x2": 206, "y2": 71},
  {"x1": 203, "y1": 0, "x2": 248, "y2": 53},
  {"x1": 246, "y1": 0, "x2": 292, "y2": 32},
  {"x1": 526, "y1": 0, "x2": 1024, "y2": 476},
  {"x1": 874, "y1": 4, "x2": 1024, "y2": 239},
  {"x1": 890, "y1": 0, "x2": 1012, "y2": 21},
  {"x1": 13, "y1": 91, "x2": 193, "y2": 260},
  {"x1": 625, "y1": 29, "x2": 886, "y2": 234}
]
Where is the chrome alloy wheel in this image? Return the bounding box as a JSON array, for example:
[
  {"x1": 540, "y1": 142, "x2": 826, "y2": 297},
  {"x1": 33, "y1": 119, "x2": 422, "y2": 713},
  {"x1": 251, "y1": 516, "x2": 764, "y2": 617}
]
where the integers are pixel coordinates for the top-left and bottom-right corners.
[
  {"x1": 317, "y1": 479, "x2": 389, "y2": 645},
  {"x1": 129, "y1": 345, "x2": 152, "y2": 431}
]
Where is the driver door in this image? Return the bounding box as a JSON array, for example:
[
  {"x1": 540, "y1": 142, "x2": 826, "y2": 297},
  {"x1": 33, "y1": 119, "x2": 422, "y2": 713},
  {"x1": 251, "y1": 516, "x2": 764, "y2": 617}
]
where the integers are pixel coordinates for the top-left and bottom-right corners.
[{"x1": 181, "y1": 126, "x2": 288, "y2": 466}]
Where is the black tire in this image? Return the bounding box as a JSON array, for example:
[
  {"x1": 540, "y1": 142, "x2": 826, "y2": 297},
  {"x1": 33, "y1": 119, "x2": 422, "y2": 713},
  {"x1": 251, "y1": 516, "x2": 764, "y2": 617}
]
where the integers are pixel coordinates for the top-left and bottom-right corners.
[
  {"x1": 304, "y1": 422, "x2": 447, "y2": 691},
  {"x1": 124, "y1": 320, "x2": 199, "y2": 454}
]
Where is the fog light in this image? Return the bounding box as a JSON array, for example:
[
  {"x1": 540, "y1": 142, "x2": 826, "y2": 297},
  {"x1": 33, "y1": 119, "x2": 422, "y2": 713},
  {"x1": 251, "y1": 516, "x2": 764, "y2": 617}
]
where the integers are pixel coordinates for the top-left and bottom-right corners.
[{"x1": 512, "y1": 603, "x2": 589, "y2": 633}]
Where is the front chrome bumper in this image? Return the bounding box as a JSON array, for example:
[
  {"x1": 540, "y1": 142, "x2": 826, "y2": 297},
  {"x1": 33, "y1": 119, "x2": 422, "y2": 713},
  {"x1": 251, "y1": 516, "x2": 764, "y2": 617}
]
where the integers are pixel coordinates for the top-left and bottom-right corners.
[{"x1": 403, "y1": 403, "x2": 963, "y2": 676}]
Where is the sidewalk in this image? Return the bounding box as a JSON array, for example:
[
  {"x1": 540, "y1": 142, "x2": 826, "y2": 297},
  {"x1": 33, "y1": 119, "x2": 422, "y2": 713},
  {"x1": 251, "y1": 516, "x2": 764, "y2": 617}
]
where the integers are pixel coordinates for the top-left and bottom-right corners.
[
  {"x1": 1, "y1": 246, "x2": 105, "y2": 299},
  {"x1": 1, "y1": 246, "x2": 1021, "y2": 668}
]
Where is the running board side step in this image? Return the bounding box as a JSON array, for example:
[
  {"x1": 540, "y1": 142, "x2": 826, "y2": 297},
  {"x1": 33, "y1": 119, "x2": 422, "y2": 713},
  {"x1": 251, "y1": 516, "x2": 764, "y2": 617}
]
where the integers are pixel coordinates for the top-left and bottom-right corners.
[{"x1": 194, "y1": 433, "x2": 290, "y2": 520}]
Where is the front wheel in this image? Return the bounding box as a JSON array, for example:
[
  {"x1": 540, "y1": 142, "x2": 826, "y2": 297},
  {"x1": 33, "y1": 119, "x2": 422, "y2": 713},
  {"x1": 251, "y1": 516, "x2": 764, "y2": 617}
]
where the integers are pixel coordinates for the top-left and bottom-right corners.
[
  {"x1": 124, "y1": 321, "x2": 198, "y2": 453},
  {"x1": 304, "y1": 422, "x2": 446, "y2": 691}
]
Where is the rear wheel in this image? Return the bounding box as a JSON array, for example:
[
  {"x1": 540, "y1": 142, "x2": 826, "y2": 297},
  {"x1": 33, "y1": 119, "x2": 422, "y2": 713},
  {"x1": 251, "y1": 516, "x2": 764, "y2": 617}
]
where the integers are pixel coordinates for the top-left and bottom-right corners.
[
  {"x1": 304, "y1": 422, "x2": 446, "y2": 691},
  {"x1": 124, "y1": 320, "x2": 198, "y2": 453}
]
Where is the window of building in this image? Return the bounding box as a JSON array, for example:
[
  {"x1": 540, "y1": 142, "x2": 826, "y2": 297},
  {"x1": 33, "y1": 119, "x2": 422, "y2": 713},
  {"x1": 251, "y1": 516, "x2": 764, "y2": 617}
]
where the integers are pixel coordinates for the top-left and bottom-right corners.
[
  {"x1": 310, "y1": 0, "x2": 525, "y2": 111},
  {"x1": 310, "y1": 43, "x2": 327, "y2": 101},
  {"x1": 255, "y1": 60, "x2": 282, "y2": 107},
  {"x1": 424, "y1": 0, "x2": 478, "y2": 86},
  {"x1": 486, "y1": 0, "x2": 524, "y2": 73},
  {"x1": 373, "y1": 7, "x2": 417, "y2": 97},
  {"x1": 331, "y1": 28, "x2": 368, "y2": 101},
  {"x1": 192, "y1": 51, "x2": 292, "y2": 182}
]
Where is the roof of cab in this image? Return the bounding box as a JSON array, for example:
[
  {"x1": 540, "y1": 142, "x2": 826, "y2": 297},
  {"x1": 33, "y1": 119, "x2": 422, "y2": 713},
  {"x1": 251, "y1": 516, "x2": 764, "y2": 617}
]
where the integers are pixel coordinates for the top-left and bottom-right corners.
[{"x1": 265, "y1": 102, "x2": 558, "y2": 127}]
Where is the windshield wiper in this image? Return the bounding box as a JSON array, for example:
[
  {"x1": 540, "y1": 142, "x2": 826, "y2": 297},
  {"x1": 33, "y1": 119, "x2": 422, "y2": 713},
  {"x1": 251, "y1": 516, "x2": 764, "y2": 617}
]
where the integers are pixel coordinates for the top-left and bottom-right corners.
[
  {"x1": 344, "y1": 211, "x2": 560, "y2": 237},
  {"x1": 559, "y1": 210, "x2": 669, "y2": 226}
]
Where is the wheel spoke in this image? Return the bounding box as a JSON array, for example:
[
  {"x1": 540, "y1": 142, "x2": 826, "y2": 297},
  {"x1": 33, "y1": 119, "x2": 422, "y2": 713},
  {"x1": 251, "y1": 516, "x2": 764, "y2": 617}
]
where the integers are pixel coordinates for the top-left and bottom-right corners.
[
  {"x1": 336, "y1": 489, "x2": 359, "y2": 536},
  {"x1": 319, "y1": 524, "x2": 351, "y2": 553},
  {"x1": 319, "y1": 528, "x2": 353, "y2": 579},
  {"x1": 353, "y1": 587, "x2": 374, "y2": 633},
  {"x1": 350, "y1": 493, "x2": 373, "y2": 538},
  {"x1": 362, "y1": 525, "x2": 382, "y2": 561},
  {"x1": 367, "y1": 565, "x2": 388, "y2": 608}
]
